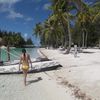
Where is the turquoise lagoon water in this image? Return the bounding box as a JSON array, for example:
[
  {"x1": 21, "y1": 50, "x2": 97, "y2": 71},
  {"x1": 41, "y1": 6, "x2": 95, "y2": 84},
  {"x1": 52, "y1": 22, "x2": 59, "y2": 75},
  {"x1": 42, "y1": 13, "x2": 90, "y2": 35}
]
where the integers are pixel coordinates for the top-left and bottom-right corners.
[{"x1": 0, "y1": 48, "x2": 40, "y2": 61}]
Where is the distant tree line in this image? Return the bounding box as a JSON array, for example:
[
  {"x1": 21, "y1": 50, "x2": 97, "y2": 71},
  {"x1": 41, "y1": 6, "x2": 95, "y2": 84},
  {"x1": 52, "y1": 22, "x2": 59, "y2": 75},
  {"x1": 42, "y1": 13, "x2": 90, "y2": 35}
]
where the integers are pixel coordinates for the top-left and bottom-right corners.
[{"x1": 0, "y1": 30, "x2": 33, "y2": 47}]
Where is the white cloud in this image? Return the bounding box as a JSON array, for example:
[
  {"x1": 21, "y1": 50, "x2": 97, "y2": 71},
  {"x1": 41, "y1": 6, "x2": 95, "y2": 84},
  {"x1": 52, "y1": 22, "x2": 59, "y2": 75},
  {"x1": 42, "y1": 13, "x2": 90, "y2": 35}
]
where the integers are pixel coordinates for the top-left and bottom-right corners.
[
  {"x1": 0, "y1": 3, "x2": 12, "y2": 13},
  {"x1": 24, "y1": 33, "x2": 28, "y2": 37},
  {"x1": 0, "y1": 0, "x2": 21, "y2": 4},
  {"x1": 0, "y1": 0, "x2": 24, "y2": 19},
  {"x1": 24, "y1": 33, "x2": 28, "y2": 41},
  {"x1": 0, "y1": 0, "x2": 34, "y2": 20},
  {"x1": 7, "y1": 10, "x2": 23, "y2": 19},
  {"x1": 26, "y1": 17, "x2": 33, "y2": 21},
  {"x1": 43, "y1": 3, "x2": 51, "y2": 10}
]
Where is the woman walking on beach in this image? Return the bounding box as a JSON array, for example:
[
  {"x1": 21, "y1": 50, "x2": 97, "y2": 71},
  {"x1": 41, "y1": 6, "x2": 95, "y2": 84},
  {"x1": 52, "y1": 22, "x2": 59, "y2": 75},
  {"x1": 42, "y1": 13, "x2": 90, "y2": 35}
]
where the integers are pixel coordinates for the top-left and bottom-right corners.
[{"x1": 19, "y1": 48, "x2": 32, "y2": 86}]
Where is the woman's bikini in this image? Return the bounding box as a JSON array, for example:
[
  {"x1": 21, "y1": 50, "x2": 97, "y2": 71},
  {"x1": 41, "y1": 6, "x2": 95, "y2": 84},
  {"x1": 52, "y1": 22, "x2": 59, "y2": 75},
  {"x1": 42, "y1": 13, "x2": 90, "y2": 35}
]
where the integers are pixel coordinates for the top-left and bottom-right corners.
[{"x1": 22, "y1": 54, "x2": 29, "y2": 70}]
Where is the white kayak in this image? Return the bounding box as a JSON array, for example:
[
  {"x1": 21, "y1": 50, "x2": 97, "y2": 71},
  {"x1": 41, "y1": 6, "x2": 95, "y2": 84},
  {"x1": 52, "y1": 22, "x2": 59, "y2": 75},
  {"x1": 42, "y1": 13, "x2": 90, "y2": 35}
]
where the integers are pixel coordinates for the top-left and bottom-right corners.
[{"x1": 0, "y1": 60, "x2": 61, "y2": 74}]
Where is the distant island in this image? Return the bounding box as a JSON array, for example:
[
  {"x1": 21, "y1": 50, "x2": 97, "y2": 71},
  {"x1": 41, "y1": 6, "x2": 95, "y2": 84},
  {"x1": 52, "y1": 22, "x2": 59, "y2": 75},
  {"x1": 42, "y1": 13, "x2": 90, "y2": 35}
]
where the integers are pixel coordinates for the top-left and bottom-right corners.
[{"x1": 0, "y1": 29, "x2": 34, "y2": 48}]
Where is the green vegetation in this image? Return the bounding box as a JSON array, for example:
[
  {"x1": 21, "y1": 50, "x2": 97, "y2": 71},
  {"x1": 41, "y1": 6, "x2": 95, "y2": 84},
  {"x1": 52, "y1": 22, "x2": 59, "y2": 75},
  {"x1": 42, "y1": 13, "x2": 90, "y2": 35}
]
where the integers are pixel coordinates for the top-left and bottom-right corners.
[
  {"x1": 0, "y1": 30, "x2": 34, "y2": 47},
  {"x1": 34, "y1": 0, "x2": 100, "y2": 51}
]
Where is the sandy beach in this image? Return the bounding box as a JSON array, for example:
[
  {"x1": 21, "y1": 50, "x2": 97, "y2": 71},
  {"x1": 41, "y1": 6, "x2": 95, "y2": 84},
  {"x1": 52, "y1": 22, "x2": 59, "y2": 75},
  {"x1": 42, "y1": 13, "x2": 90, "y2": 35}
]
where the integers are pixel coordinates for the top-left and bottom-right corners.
[
  {"x1": 0, "y1": 48, "x2": 100, "y2": 100},
  {"x1": 40, "y1": 48, "x2": 100, "y2": 100},
  {"x1": 0, "y1": 72, "x2": 77, "y2": 100},
  {"x1": 0, "y1": 0, "x2": 99, "y2": 99},
  {"x1": 0, "y1": 47, "x2": 78, "y2": 100}
]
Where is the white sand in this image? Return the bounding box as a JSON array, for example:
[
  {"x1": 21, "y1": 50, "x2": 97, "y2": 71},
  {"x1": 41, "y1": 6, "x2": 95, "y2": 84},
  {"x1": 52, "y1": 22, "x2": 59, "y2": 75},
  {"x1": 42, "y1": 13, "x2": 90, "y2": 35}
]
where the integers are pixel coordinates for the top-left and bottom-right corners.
[
  {"x1": 41, "y1": 48, "x2": 100, "y2": 100},
  {"x1": 0, "y1": 71, "x2": 76, "y2": 100}
]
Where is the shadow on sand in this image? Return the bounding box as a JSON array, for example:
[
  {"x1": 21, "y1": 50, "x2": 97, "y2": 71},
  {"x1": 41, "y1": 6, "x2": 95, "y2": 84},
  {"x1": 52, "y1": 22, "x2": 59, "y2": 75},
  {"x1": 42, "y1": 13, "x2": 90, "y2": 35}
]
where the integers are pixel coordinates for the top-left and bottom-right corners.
[
  {"x1": 27, "y1": 77, "x2": 42, "y2": 85},
  {"x1": 82, "y1": 51, "x2": 95, "y2": 54}
]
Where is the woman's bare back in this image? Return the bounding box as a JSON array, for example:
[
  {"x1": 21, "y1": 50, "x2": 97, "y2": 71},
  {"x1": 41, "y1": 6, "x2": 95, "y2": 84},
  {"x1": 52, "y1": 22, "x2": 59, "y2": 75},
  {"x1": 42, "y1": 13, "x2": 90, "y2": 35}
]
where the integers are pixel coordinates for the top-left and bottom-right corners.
[{"x1": 21, "y1": 53, "x2": 30, "y2": 66}]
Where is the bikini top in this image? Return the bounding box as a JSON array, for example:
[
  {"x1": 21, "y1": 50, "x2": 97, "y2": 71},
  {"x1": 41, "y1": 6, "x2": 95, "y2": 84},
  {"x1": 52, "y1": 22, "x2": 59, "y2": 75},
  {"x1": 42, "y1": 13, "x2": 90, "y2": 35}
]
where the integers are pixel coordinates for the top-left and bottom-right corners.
[{"x1": 22, "y1": 54, "x2": 29, "y2": 66}]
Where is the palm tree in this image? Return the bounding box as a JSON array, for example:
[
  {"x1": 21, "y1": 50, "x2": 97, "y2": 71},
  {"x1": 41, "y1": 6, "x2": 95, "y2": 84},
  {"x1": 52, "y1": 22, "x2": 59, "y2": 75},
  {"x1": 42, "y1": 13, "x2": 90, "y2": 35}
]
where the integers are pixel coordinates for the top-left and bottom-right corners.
[
  {"x1": 77, "y1": 12, "x2": 90, "y2": 48},
  {"x1": 91, "y1": 1, "x2": 100, "y2": 48},
  {"x1": 51, "y1": 0, "x2": 72, "y2": 50},
  {"x1": 33, "y1": 0, "x2": 86, "y2": 50},
  {"x1": 44, "y1": 18, "x2": 63, "y2": 48},
  {"x1": 34, "y1": 23, "x2": 43, "y2": 37},
  {"x1": 34, "y1": 23, "x2": 44, "y2": 46},
  {"x1": 50, "y1": 0, "x2": 85, "y2": 52},
  {"x1": 75, "y1": 1, "x2": 94, "y2": 48}
]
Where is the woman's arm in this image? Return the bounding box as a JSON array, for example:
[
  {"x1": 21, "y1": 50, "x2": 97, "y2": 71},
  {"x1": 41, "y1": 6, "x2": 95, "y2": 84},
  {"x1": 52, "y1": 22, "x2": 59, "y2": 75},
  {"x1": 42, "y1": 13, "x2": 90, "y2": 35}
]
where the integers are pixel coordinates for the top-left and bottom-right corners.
[{"x1": 28, "y1": 55, "x2": 32, "y2": 69}]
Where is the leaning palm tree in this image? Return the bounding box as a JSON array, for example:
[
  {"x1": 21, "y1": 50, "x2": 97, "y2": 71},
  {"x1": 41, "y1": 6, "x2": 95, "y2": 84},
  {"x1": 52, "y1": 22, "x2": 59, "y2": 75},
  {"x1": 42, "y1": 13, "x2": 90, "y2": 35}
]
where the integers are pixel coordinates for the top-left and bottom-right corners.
[
  {"x1": 76, "y1": 1, "x2": 100, "y2": 48},
  {"x1": 33, "y1": 0, "x2": 85, "y2": 50},
  {"x1": 51, "y1": 0, "x2": 72, "y2": 50},
  {"x1": 34, "y1": 23, "x2": 43, "y2": 37},
  {"x1": 34, "y1": 22, "x2": 44, "y2": 45},
  {"x1": 44, "y1": 18, "x2": 63, "y2": 48},
  {"x1": 91, "y1": 1, "x2": 100, "y2": 48},
  {"x1": 91, "y1": 1, "x2": 100, "y2": 27},
  {"x1": 77, "y1": 10, "x2": 92, "y2": 48},
  {"x1": 50, "y1": 0, "x2": 85, "y2": 53}
]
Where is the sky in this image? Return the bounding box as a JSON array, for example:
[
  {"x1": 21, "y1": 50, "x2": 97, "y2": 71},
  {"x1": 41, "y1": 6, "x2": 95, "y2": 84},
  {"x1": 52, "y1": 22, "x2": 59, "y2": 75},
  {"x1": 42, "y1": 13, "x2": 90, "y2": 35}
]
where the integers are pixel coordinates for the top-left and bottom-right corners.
[
  {"x1": 0, "y1": 0, "x2": 51, "y2": 46},
  {"x1": 0, "y1": 0, "x2": 95, "y2": 46}
]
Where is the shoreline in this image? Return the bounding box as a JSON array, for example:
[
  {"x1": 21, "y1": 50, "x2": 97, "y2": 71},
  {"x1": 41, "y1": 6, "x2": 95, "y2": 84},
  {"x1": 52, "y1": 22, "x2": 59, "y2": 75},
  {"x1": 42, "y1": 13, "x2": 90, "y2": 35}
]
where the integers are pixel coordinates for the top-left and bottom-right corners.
[
  {"x1": 0, "y1": 48, "x2": 77, "y2": 100},
  {"x1": 0, "y1": 48, "x2": 99, "y2": 100},
  {"x1": 40, "y1": 48, "x2": 100, "y2": 100}
]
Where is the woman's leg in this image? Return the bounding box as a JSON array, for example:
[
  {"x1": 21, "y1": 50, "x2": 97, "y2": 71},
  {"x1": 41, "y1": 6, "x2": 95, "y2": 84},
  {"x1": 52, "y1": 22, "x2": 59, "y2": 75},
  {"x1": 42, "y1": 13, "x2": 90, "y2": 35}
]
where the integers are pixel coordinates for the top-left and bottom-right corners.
[{"x1": 22, "y1": 70, "x2": 28, "y2": 86}]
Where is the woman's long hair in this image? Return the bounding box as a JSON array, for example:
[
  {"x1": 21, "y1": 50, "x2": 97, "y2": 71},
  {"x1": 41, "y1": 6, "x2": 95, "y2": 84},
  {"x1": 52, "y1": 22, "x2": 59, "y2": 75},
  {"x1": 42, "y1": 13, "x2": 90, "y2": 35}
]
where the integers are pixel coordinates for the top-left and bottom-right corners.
[{"x1": 22, "y1": 48, "x2": 26, "y2": 60}]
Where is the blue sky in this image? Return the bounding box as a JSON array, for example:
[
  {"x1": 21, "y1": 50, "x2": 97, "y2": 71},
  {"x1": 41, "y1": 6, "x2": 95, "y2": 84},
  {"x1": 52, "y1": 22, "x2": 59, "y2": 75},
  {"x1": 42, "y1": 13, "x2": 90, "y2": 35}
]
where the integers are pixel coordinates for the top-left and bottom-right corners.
[
  {"x1": 0, "y1": 0, "x2": 95, "y2": 46},
  {"x1": 0, "y1": 0, "x2": 51, "y2": 46}
]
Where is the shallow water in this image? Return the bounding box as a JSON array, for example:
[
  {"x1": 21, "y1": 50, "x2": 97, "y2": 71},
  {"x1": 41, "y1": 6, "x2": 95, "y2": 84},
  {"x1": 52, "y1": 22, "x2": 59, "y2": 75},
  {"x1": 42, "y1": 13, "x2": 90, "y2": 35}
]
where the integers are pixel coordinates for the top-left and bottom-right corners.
[{"x1": 0, "y1": 48, "x2": 40, "y2": 61}]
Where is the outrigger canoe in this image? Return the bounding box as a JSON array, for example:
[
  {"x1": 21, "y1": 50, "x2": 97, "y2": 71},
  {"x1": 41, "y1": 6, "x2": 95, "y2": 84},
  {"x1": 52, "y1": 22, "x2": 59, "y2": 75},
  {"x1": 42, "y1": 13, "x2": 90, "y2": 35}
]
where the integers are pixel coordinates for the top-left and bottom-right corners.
[{"x1": 0, "y1": 59, "x2": 61, "y2": 74}]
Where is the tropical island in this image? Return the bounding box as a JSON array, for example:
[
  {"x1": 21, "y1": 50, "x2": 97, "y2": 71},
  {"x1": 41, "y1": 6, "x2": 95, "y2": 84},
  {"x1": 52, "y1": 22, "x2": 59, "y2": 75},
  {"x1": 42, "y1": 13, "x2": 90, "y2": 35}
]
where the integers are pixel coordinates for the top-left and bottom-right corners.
[
  {"x1": 0, "y1": 0, "x2": 100, "y2": 100},
  {"x1": 0, "y1": 30, "x2": 34, "y2": 48},
  {"x1": 0, "y1": 30, "x2": 34, "y2": 61}
]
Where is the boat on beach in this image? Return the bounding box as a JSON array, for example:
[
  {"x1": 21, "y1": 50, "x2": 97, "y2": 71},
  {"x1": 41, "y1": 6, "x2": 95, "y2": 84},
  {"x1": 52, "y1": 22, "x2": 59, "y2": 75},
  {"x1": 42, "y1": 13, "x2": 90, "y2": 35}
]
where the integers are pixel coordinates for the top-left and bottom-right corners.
[
  {"x1": 0, "y1": 59, "x2": 61, "y2": 74},
  {"x1": 0, "y1": 47, "x2": 61, "y2": 74}
]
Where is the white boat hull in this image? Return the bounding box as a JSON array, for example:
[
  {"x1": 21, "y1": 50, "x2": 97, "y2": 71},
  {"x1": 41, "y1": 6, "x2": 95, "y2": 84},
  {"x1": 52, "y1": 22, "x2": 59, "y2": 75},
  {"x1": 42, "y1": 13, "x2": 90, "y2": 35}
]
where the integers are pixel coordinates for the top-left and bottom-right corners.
[{"x1": 0, "y1": 61, "x2": 61, "y2": 74}]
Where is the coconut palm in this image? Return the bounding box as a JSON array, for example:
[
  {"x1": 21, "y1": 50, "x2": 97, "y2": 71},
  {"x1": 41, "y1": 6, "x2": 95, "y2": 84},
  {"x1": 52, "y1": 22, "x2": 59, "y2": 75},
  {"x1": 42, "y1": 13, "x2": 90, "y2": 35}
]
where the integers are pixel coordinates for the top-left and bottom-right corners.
[
  {"x1": 43, "y1": 18, "x2": 64, "y2": 48},
  {"x1": 50, "y1": 0, "x2": 85, "y2": 52},
  {"x1": 34, "y1": 0, "x2": 99, "y2": 49},
  {"x1": 74, "y1": 1, "x2": 94, "y2": 48},
  {"x1": 51, "y1": 0, "x2": 71, "y2": 49},
  {"x1": 34, "y1": 22, "x2": 44, "y2": 45},
  {"x1": 34, "y1": 23, "x2": 43, "y2": 37},
  {"x1": 91, "y1": 1, "x2": 100, "y2": 47}
]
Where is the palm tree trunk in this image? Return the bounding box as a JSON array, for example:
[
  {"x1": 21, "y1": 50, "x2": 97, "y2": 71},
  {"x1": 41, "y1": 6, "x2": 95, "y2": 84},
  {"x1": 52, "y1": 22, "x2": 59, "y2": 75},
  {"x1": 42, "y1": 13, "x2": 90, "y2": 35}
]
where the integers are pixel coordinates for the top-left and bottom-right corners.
[
  {"x1": 85, "y1": 32, "x2": 88, "y2": 48},
  {"x1": 68, "y1": 16, "x2": 71, "y2": 49},
  {"x1": 60, "y1": 20, "x2": 68, "y2": 48},
  {"x1": 62, "y1": 36, "x2": 64, "y2": 47},
  {"x1": 67, "y1": 14, "x2": 72, "y2": 53},
  {"x1": 82, "y1": 31, "x2": 85, "y2": 48}
]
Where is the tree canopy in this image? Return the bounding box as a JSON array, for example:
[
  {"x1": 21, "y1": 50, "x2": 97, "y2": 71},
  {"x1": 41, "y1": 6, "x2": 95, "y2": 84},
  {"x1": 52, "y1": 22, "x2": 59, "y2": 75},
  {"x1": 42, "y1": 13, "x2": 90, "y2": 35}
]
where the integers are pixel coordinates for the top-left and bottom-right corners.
[
  {"x1": 0, "y1": 30, "x2": 34, "y2": 47},
  {"x1": 33, "y1": 0, "x2": 100, "y2": 49}
]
